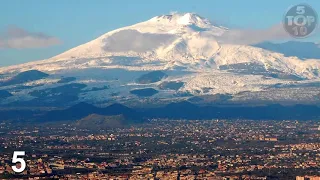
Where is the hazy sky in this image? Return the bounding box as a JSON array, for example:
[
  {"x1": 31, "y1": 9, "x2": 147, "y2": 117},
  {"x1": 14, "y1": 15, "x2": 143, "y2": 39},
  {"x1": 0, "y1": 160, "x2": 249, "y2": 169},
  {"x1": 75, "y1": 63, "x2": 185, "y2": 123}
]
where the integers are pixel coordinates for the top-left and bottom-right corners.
[{"x1": 0, "y1": 0, "x2": 319, "y2": 66}]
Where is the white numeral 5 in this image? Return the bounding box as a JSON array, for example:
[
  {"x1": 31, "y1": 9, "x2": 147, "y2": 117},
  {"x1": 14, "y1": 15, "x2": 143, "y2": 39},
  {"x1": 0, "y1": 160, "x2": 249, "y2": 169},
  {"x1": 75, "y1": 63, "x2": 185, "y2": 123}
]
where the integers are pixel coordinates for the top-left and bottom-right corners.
[{"x1": 11, "y1": 151, "x2": 26, "y2": 173}]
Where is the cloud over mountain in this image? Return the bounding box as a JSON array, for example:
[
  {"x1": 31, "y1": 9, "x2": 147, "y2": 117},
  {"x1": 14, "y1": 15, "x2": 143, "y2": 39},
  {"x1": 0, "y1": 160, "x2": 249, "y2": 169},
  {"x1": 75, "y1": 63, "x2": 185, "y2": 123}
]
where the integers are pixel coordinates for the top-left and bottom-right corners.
[
  {"x1": 103, "y1": 29, "x2": 177, "y2": 52},
  {"x1": 0, "y1": 26, "x2": 61, "y2": 49},
  {"x1": 217, "y1": 24, "x2": 292, "y2": 45}
]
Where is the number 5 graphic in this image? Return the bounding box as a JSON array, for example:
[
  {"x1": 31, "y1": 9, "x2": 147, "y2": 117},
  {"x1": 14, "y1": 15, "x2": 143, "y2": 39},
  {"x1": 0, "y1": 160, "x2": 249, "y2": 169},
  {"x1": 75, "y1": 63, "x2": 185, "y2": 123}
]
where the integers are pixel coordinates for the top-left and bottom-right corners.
[
  {"x1": 296, "y1": 6, "x2": 305, "y2": 14},
  {"x1": 12, "y1": 151, "x2": 26, "y2": 173}
]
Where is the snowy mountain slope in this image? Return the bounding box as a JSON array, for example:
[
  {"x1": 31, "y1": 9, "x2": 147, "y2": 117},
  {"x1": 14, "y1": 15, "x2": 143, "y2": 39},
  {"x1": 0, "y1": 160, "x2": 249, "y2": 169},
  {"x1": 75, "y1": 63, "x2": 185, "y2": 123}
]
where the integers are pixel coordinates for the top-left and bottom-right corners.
[
  {"x1": 1, "y1": 13, "x2": 320, "y2": 77},
  {"x1": 0, "y1": 12, "x2": 320, "y2": 107}
]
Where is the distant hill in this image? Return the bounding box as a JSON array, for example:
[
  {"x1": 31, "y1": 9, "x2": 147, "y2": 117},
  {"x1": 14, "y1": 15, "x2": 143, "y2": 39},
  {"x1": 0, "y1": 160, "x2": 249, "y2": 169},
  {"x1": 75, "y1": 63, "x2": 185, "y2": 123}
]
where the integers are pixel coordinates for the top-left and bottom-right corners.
[
  {"x1": 1, "y1": 101, "x2": 320, "y2": 122},
  {"x1": 143, "y1": 101, "x2": 320, "y2": 120},
  {"x1": 0, "y1": 70, "x2": 49, "y2": 86},
  {"x1": 41, "y1": 102, "x2": 142, "y2": 122},
  {"x1": 74, "y1": 114, "x2": 128, "y2": 129}
]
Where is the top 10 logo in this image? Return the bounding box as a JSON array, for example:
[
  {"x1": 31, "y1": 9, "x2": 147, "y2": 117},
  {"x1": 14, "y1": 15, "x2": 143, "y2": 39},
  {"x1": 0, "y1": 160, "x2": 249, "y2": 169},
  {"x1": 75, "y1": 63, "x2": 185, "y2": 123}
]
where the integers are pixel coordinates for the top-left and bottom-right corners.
[{"x1": 283, "y1": 4, "x2": 318, "y2": 38}]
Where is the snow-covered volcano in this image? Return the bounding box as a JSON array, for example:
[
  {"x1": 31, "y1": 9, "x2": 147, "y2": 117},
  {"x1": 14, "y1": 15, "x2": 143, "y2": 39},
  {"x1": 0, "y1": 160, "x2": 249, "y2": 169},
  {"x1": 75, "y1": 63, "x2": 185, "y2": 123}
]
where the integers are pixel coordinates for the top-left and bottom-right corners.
[{"x1": 1, "y1": 13, "x2": 320, "y2": 107}]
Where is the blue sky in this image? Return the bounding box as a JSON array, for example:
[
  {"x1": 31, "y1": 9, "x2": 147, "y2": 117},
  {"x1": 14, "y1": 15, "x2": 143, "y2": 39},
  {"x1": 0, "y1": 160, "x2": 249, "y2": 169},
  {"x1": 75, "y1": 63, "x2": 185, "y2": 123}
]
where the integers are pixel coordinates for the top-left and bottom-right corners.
[{"x1": 0, "y1": 0, "x2": 319, "y2": 66}]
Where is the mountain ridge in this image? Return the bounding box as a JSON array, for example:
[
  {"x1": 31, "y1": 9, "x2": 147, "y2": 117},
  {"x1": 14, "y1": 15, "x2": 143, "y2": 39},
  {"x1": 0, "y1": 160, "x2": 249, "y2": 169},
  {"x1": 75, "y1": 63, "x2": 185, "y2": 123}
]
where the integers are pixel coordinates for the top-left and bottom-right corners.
[{"x1": 2, "y1": 101, "x2": 320, "y2": 122}]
